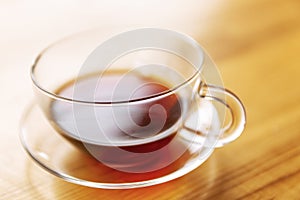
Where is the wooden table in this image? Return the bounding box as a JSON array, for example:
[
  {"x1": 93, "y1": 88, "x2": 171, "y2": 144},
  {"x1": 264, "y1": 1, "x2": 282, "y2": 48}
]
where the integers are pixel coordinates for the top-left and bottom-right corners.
[{"x1": 1, "y1": 0, "x2": 299, "y2": 199}]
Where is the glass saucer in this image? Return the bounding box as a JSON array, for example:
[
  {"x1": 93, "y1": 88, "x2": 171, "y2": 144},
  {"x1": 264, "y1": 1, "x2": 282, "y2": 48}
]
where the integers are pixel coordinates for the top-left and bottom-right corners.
[{"x1": 19, "y1": 103, "x2": 213, "y2": 189}]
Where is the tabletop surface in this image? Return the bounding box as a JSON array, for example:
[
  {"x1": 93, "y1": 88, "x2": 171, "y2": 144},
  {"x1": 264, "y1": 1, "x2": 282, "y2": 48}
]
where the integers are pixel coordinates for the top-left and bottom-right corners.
[{"x1": 1, "y1": 0, "x2": 300, "y2": 199}]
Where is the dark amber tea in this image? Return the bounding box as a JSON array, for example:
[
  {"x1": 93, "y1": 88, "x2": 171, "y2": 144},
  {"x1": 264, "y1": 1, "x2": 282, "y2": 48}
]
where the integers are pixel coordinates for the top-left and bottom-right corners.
[{"x1": 50, "y1": 71, "x2": 187, "y2": 172}]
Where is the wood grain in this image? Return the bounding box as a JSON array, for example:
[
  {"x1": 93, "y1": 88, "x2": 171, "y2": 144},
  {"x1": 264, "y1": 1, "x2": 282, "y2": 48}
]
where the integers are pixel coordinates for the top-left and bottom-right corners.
[{"x1": 0, "y1": 0, "x2": 300, "y2": 199}]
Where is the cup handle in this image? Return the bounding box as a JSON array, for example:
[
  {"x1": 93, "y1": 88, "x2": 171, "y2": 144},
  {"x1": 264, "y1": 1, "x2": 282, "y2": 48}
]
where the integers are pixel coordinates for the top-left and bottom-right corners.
[{"x1": 198, "y1": 82, "x2": 246, "y2": 147}]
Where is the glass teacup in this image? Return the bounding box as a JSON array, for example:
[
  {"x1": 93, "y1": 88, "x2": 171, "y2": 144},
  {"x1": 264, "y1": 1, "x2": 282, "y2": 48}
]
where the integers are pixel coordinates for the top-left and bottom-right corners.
[{"x1": 29, "y1": 28, "x2": 246, "y2": 188}]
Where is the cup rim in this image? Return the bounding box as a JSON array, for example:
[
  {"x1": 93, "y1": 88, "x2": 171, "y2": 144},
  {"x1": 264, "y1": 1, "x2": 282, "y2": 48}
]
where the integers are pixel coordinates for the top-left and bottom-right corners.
[{"x1": 30, "y1": 28, "x2": 204, "y2": 106}]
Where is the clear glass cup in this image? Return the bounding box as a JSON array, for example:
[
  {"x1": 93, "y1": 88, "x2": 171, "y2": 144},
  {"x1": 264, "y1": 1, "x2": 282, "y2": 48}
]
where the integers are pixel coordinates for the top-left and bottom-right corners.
[{"x1": 22, "y1": 28, "x2": 246, "y2": 189}]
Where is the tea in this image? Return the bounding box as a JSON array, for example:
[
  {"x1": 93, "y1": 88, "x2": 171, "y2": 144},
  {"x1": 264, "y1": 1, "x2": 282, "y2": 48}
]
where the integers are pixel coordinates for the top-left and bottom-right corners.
[{"x1": 49, "y1": 71, "x2": 188, "y2": 172}]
